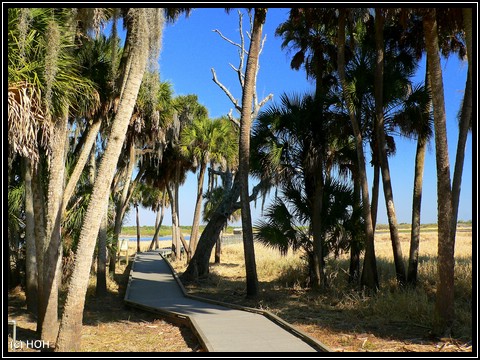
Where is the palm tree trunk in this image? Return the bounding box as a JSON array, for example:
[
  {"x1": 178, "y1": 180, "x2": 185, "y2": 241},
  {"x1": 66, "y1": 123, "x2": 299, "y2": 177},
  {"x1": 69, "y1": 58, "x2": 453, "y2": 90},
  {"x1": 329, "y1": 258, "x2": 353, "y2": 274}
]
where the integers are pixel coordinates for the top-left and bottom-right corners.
[
  {"x1": 113, "y1": 141, "x2": 136, "y2": 270},
  {"x1": 55, "y1": 10, "x2": 150, "y2": 350},
  {"x1": 349, "y1": 172, "x2": 361, "y2": 283},
  {"x1": 338, "y1": 8, "x2": 378, "y2": 291},
  {"x1": 31, "y1": 160, "x2": 46, "y2": 335},
  {"x1": 371, "y1": 161, "x2": 380, "y2": 231},
  {"x1": 62, "y1": 118, "x2": 102, "y2": 215},
  {"x1": 24, "y1": 157, "x2": 38, "y2": 315},
  {"x1": 167, "y1": 184, "x2": 180, "y2": 260},
  {"x1": 40, "y1": 109, "x2": 69, "y2": 343},
  {"x1": 450, "y1": 7, "x2": 472, "y2": 248},
  {"x1": 311, "y1": 171, "x2": 326, "y2": 289},
  {"x1": 407, "y1": 136, "x2": 427, "y2": 285},
  {"x1": 422, "y1": 9, "x2": 454, "y2": 336},
  {"x1": 149, "y1": 198, "x2": 165, "y2": 251},
  {"x1": 407, "y1": 61, "x2": 431, "y2": 286},
  {"x1": 189, "y1": 161, "x2": 207, "y2": 258},
  {"x1": 374, "y1": 8, "x2": 406, "y2": 285},
  {"x1": 96, "y1": 202, "x2": 108, "y2": 296},
  {"x1": 239, "y1": 8, "x2": 267, "y2": 298}
]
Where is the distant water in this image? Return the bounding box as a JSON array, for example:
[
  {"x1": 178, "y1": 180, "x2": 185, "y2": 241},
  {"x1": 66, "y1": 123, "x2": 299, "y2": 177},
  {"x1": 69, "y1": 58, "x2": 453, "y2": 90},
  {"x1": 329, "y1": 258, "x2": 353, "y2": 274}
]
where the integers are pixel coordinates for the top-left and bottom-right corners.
[{"x1": 122, "y1": 235, "x2": 190, "y2": 242}]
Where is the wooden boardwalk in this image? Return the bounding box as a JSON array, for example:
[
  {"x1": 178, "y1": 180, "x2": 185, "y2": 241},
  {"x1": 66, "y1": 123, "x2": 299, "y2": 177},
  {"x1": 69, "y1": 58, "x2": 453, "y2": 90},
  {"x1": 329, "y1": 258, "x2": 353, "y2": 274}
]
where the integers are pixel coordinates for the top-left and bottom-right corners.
[{"x1": 124, "y1": 251, "x2": 331, "y2": 353}]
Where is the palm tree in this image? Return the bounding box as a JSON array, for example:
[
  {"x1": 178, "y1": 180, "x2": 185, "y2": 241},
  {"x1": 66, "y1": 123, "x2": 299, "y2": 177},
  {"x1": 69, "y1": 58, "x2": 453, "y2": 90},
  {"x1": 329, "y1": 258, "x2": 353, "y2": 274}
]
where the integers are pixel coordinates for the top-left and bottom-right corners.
[
  {"x1": 373, "y1": 8, "x2": 408, "y2": 285},
  {"x1": 179, "y1": 116, "x2": 236, "y2": 258},
  {"x1": 8, "y1": 7, "x2": 99, "y2": 342},
  {"x1": 55, "y1": 9, "x2": 168, "y2": 351},
  {"x1": 167, "y1": 95, "x2": 208, "y2": 259},
  {"x1": 275, "y1": 8, "x2": 338, "y2": 102},
  {"x1": 23, "y1": 157, "x2": 38, "y2": 313},
  {"x1": 252, "y1": 91, "x2": 362, "y2": 287},
  {"x1": 252, "y1": 91, "x2": 360, "y2": 288},
  {"x1": 450, "y1": 7, "x2": 472, "y2": 259},
  {"x1": 421, "y1": 7, "x2": 454, "y2": 337},
  {"x1": 255, "y1": 178, "x2": 361, "y2": 287},
  {"x1": 393, "y1": 83, "x2": 433, "y2": 285},
  {"x1": 141, "y1": 186, "x2": 169, "y2": 251},
  {"x1": 109, "y1": 75, "x2": 175, "y2": 271},
  {"x1": 183, "y1": 9, "x2": 272, "y2": 293},
  {"x1": 61, "y1": 33, "x2": 119, "y2": 217},
  {"x1": 337, "y1": 8, "x2": 379, "y2": 291}
]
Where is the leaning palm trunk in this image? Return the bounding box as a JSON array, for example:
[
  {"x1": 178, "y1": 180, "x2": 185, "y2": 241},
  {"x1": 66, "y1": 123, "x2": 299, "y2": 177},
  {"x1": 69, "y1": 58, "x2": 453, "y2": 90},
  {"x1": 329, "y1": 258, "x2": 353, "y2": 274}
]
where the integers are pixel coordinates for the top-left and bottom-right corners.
[
  {"x1": 181, "y1": 176, "x2": 241, "y2": 281},
  {"x1": 55, "y1": 10, "x2": 152, "y2": 351},
  {"x1": 338, "y1": 9, "x2": 378, "y2": 291},
  {"x1": 62, "y1": 118, "x2": 102, "y2": 215},
  {"x1": 422, "y1": 9, "x2": 454, "y2": 336},
  {"x1": 112, "y1": 142, "x2": 136, "y2": 270},
  {"x1": 374, "y1": 9, "x2": 406, "y2": 285}
]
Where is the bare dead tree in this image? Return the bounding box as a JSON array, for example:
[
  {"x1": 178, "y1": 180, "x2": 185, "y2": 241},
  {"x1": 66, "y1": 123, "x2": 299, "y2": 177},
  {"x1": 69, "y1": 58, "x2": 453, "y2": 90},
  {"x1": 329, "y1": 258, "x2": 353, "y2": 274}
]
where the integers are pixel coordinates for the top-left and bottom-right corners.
[{"x1": 211, "y1": 10, "x2": 273, "y2": 127}]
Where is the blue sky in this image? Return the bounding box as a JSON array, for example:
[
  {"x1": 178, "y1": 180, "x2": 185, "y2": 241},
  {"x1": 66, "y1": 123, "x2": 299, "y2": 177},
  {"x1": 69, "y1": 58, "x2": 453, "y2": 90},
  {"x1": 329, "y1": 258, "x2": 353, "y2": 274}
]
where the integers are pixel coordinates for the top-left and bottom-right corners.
[{"x1": 124, "y1": 8, "x2": 473, "y2": 227}]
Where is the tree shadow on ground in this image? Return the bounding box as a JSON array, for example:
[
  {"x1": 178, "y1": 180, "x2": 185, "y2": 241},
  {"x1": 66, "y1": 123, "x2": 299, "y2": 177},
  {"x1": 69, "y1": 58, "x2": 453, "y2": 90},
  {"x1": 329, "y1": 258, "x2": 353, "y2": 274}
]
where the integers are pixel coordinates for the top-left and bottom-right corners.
[{"x1": 175, "y1": 256, "x2": 472, "y2": 350}]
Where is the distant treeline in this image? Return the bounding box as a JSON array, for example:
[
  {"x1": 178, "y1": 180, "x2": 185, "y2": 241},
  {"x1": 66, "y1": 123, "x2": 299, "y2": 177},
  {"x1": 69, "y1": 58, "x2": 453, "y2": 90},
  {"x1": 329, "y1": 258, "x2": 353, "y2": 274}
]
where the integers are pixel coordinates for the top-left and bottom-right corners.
[
  {"x1": 120, "y1": 225, "x2": 240, "y2": 237},
  {"x1": 121, "y1": 221, "x2": 472, "y2": 237}
]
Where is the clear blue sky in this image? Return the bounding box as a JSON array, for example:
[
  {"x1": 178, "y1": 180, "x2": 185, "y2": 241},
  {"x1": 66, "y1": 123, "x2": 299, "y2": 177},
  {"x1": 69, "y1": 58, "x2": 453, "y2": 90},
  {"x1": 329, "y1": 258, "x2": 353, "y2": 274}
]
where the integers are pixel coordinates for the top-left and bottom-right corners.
[{"x1": 124, "y1": 8, "x2": 473, "y2": 227}]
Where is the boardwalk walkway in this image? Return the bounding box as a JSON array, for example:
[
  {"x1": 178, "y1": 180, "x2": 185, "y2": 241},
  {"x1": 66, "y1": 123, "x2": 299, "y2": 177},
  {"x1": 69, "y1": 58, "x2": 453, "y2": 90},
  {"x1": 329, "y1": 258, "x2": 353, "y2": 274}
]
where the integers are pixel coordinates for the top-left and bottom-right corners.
[{"x1": 124, "y1": 251, "x2": 331, "y2": 353}]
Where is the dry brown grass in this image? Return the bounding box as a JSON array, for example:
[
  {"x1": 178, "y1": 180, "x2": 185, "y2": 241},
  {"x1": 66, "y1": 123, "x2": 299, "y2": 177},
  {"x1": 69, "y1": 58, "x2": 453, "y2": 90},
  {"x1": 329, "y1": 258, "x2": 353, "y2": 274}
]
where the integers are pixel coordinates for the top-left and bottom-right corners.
[
  {"x1": 170, "y1": 229, "x2": 473, "y2": 353},
  {"x1": 7, "y1": 229, "x2": 472, "y2": 353}
]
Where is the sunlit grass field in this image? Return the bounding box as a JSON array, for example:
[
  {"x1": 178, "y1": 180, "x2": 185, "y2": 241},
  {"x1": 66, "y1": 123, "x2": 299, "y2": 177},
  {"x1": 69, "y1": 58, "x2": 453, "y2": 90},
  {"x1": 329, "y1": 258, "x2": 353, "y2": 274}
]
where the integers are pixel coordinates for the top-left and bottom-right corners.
[{"x1": 167, "y1": 227, "x2": 472, "y2": 348}]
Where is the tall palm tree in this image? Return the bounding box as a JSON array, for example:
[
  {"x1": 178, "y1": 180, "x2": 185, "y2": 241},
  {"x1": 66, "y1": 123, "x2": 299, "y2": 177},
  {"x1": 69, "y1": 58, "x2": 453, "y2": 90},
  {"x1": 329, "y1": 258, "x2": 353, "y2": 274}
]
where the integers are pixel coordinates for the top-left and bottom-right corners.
[
  {"x1": 179, "y1": 116, "x2": 236, "y2": 258},
  {"x1": 337, "y1": 8, "x2": 379, "y2": 291},
  {"x1": 275, "y1": 8, "x2": 338, "y2": 102},
  {"x1": 55, "y1": 8, "x2": 168, "y2": 351},
  {"x1": 62, "y1": 33, "x2": 119, "y2": 217},
  {"x1": 252, "y1": 92, "x2": 362, "y2": 288},
  {"x1": 109, "y1": 75, "x2": 174, "y2": 271},
  {"x1": 374, "y1": 8, "x2": 407, "y2": 285},
  {"x1": 8, "y1": 7, "x2": 99, "y2": 342},
  {"x1": 140, "y1": 186, "x2": 168, "y2": 251},
  {"x1": 393, "y1": 83, "x2": 433, "y2": 285},
  {"x1": 421, "y1": 8, "x2": 454, "y2": 336}
]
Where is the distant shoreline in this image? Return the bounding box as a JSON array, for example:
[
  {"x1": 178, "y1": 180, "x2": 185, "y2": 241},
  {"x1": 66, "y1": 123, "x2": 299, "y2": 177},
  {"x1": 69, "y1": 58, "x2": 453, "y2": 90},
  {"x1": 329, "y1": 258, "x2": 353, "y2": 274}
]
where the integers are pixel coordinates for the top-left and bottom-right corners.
[{"x1": 121, "y1": 222, "x2": 472, "y2": 237}]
